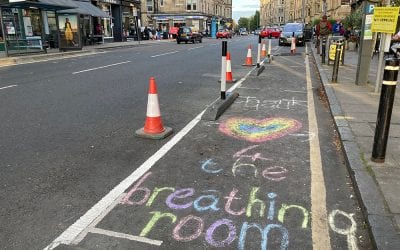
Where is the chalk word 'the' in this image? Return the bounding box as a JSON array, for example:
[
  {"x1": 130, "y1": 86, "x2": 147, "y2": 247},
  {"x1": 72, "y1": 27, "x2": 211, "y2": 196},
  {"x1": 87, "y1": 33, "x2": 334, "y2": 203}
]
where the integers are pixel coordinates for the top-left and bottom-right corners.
[
  {"x1": 120, "y1": 172, "x2": 310, "y2": 249},
  {"x1": 201, "y1": 145, "x2": 288, "y2": 181}
]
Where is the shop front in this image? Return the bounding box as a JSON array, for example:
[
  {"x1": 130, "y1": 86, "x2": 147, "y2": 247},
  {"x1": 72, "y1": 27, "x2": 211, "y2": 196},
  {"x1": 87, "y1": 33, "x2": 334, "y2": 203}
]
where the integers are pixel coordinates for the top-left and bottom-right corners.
[
  {"x1": 153, "y1": 15, "x2": 207, "y2": 38},
  {"x1": 0, "y1": 0, "x2": 76, "y2": 56},
  {"x1": 121, "y1": 0, "x2": 140, "y2": 41}
]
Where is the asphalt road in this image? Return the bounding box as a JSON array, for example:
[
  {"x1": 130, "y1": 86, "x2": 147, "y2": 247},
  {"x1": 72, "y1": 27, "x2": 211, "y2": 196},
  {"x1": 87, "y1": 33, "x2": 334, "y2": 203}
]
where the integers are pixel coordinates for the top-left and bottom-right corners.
[{"x1": 0, "y1": 36, "x2": 373, "y2": 249}]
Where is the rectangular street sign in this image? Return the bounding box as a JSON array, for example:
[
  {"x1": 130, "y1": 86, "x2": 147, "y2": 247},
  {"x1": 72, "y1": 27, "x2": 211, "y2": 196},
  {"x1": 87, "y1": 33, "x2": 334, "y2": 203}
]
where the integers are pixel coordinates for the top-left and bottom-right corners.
[{"x1": 371, "y1": 7, "x2": 400, "y2": 34}]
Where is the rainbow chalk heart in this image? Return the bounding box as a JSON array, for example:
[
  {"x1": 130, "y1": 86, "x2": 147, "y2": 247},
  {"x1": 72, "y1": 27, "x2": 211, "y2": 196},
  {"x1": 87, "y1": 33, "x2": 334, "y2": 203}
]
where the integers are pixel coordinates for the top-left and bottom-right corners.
[{"x1": 219, "y1": 117, "x2": 302, "y2": 143}]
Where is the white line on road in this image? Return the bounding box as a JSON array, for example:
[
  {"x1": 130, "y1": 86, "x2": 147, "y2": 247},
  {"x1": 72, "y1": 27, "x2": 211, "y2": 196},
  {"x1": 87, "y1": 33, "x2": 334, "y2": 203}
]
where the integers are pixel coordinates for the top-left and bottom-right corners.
[
  {"x1": 188, "y1": 46, "x2": 204, "y2": 50},
  {"x1": 305, "y1": 44, "x2": 332, "y2": 249},
  {"x1": 89, "y1": 228, "x2": 163, "y2": 246},
  {"x1": 150, "y1": 50, "x2": 179, "y2": 58},
  {"x1": 0, "y1": 85, "x2": 18, "y2": 90},
  {"x1": 72, "y1": 61, "x2": 131, "y2": 74}
]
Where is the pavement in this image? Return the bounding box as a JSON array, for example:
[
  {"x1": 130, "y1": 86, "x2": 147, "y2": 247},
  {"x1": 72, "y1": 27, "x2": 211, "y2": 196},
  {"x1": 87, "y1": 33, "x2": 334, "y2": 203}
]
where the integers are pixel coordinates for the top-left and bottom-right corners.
[
  {"x1": 2, "y1": 38, "x2": 399, "y2": 248},
  {"x1": 311, "y1": 44, "x2": 400, "y2": 248}
]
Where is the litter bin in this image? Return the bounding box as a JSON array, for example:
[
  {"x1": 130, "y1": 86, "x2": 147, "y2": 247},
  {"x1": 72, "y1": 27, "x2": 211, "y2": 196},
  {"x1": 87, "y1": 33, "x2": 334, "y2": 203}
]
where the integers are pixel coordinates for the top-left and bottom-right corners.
[{"x1": 328, "y1": 36, "x2": 345, "y2": 65}]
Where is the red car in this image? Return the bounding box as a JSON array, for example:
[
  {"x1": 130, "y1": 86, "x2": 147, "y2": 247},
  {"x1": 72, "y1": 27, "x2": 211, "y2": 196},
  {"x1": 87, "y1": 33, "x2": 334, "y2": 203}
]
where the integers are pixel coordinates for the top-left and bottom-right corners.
[
  {"x1": 216, "y1": 29, "x2": 232, "y2": 39},
  {"x1": 260, "y1": 27, "x2": 281, "y2": 39}
]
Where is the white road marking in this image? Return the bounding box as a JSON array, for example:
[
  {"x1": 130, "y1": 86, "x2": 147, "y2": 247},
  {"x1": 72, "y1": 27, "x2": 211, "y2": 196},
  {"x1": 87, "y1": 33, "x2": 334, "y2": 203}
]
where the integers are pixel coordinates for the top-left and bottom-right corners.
[
  {"x1": 72, "y1": 61, "x2": 131, "y2": 74},
  {"x1": 89, "y1": 228, "x2": 163, "y2": 246},
  {"x1": 44, "y1": 56, "x2": 257, "y2": 250},
  {"x1": 188, "y1": 46, "x2": 204, "y2": 50},
  {"x1": 0, "y1": 85, "x2": 17, "y2": 90},
  {"x1": 305, "y1": 45, "x2": 332, "y2": 249},
  {"x1": 150, "y1": 50, "x2": 179, "y2": 58}
]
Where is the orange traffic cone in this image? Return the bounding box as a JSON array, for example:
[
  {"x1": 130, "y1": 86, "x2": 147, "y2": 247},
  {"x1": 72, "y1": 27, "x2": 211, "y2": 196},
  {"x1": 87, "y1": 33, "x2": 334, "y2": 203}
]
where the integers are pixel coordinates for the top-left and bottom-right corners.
[
  {"x1": 242, "y1": 45, "x2": 255, "y2": 66},
  {"x1": 226, "y1": 52, "x2": 237, "y2": 83},
  {"x1": 291, "y1": 37, "x2": 296, "y2": 54},
  {"x1": 261, "y1": 41, "x2": 267, "y2": 57},
  {"x1": 135, "y1": 77, "x2": 173, "y2": 139}
]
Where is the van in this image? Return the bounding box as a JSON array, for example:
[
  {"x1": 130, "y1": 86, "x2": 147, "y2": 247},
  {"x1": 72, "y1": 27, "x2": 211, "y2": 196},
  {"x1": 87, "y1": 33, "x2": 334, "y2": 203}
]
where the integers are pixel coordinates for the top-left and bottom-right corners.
[
  {"x1": 176, "y1": 26, "x2": 202, "y2": 44},
  {"x1": 279, "y1": 23, "x2": 305, "y2": 46}
]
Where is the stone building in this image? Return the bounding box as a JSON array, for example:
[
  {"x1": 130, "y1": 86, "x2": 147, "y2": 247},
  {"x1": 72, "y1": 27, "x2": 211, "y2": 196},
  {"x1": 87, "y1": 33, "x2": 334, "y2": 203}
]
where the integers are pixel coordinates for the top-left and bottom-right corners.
[
  {"x1": 260, "y1": 0, "x2": 351, "y2": 27},
  {"x1": 141, "y1": 0, "x2": 232, "y2": 36}
]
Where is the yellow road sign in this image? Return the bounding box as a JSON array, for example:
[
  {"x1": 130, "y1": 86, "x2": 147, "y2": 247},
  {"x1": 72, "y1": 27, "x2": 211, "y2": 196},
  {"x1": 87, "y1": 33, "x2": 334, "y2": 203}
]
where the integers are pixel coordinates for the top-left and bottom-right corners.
[{"x1": 371, "y1": 7, "x2": 400, "y2": 34}]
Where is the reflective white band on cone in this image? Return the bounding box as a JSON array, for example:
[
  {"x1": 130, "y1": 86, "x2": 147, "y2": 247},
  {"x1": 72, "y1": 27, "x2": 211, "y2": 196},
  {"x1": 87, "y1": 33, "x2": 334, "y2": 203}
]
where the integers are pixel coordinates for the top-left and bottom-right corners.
[
  {"x1": 382, "y1": 80, "x2": 397, "y2": 86},
  {"x1": 146, "y1": 94, "x2": 161, "y2": 117}
]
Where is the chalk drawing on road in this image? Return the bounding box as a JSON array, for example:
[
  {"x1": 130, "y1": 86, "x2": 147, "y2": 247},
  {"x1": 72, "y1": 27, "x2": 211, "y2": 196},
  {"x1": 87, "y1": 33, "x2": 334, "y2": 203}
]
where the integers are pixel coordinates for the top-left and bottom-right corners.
[
  {"x1": 329, "y1": 210, "x2": 358, "y2": 250},
  {"x1": 219, "y1": 117, "x2": 302, "y2": 143},
  {"x1": 236, "y1": 96, "x2": 307, "y2": 111}
]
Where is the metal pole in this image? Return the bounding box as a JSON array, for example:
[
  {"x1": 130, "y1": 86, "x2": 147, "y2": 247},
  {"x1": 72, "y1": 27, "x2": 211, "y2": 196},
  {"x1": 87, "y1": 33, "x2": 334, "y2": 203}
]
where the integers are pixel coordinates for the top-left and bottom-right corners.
[
  {"x1": 220, "y1": 41, "x2": 227, "y2": 100},
  {"x1": 257, "y1": 35, "x2": 261, "y2": 68},
  {"x1": 332, "y1": 42, "x2": 342, "y2": 82},
  {"x1": 371, "y1": 58, "x2": 400, "y2": 163},
  {"x1": 321, "y1": 36, "x2": 326, "y2": 64},
  {"x1": 268, "y1": 38, "x2": 272, "y2": 62},
  {"x1": 341, "y1": 41, "x2": 345, "y2": 65}
]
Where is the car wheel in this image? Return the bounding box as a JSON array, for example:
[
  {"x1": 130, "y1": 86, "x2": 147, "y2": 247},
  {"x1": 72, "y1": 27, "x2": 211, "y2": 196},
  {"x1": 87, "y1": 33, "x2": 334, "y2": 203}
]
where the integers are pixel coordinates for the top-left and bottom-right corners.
[
  {"x1": 177, "y1": 40, "x2": 180, "y2": 44},
  {"x1": 278, "y1": 41, "x2": 282, "y2": 46},
  {"x1": 185, "y1": 41, "x2": 188, "y2": 44},
  {"x1": 199, "y1": 38, "x2": 202, "y2": 43}
]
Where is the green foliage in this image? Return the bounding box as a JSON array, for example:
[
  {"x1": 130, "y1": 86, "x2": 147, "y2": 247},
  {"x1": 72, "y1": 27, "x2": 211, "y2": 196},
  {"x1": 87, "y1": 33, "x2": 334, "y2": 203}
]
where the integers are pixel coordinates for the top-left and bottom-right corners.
[
  {"x1": 312, "y1": 18, "x2": 321, "y2": 27},
  {"x1": 238, "y1": 17, "x2": 249, "y2": 29},
  {"x1": 342, "y1": 10, "x2": 362, "y2": 29},
  {"x1": 249, "y1": 11, "x2": 260, "y2": 31}
]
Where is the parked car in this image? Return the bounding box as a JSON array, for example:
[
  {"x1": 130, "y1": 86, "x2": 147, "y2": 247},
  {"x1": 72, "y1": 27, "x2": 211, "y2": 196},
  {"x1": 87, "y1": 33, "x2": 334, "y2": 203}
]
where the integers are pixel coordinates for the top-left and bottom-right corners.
[
  {"x1": 279, "y1": 23, "x2": 305, "y2": 46},
  {"x1": 176, "y1": 26, "x2": 202, "y2": 44},
  {"x1": 260, "y1": 27, "x2": 281, "y2": 39},
  {"x1": 239, "y1": 28, "x2": 249, "y2": 36},
  {"x1": 216, "y1": 29, "x2": 232, "y2": 39}
]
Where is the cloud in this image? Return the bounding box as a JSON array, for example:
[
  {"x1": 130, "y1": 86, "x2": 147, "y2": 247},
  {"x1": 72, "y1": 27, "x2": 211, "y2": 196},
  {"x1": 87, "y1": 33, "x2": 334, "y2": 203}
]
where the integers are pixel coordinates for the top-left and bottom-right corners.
[{"x1": 232, "y1": 0, "x2": 259, "y2": 21}]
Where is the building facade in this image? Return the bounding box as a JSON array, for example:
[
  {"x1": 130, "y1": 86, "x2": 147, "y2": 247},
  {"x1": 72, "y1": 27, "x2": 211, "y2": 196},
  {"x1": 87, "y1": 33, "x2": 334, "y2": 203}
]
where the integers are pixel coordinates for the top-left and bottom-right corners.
[
  {"x1": 260, "y1": 0, "x2": 351, "y2": 27},
  {"x1": 141, "y1": 0, "x2": 232, "y2": 36}
]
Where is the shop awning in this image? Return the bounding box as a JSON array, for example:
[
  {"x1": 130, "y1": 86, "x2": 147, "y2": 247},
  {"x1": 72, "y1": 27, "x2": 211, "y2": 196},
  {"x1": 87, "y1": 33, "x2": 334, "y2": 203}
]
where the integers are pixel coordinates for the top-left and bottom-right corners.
[
  {"x1": 58, "y1": 0, "x2": 109, "y2": 18},
  {"x1": 0, "y1": 0, "x2": 78, "y2": 10}
]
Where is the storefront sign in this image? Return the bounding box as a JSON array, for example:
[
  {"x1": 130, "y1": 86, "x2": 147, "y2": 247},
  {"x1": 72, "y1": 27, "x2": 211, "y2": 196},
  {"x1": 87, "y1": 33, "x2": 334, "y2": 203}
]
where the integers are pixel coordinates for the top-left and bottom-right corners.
[
  {"x1": 371, "y1": 7, "x2": 400, "y2": 34},
  {"x1": 364, "y1": 14, "x2": 373, "y2": 40},
  {"x1": 100, "y1": 0, "x2": 121, "y2": 4}
]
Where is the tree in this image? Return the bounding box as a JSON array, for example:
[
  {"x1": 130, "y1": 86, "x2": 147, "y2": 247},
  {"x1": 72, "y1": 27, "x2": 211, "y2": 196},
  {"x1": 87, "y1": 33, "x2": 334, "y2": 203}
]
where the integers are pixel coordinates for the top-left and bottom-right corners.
[
  {"x1": 238, "y1": 17, "x2": 249, "y2": 29},
  {"x1": 250, "y1": 11, "x2": 260, "y2": 31}
]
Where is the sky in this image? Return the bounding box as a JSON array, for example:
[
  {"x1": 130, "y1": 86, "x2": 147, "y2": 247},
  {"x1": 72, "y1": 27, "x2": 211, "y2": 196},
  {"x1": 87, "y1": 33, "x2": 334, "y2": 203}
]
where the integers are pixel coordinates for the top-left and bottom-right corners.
[{"x1": 232, "y1": 0, "x2": 260, "y2": 22}]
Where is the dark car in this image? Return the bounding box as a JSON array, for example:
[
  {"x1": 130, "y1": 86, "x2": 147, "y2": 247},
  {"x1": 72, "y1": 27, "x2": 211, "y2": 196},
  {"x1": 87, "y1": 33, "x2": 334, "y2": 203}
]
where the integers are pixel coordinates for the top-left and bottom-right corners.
[
  {"x1": 176, "y1": 26, "x2": 202, "y2": 44},
  {"x1": 279, "y1": 23, "x2": 305, "y2": 46},
  {"x1": 260, "y1": 27, "x2": 281, "y2": 39}
]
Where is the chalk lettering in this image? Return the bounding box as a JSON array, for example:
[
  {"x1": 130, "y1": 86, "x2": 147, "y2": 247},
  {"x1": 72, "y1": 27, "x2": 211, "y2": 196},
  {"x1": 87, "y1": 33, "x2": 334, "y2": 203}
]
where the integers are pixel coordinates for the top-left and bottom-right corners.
[
  {"x1": 201, "y1": 159, "x2": 222, "y2": 174},
  {"x1": 329, "y1": 210, "x2": 358, "y2": 250},
  {"x1": 166, "y1": 188, "x2": 194, "y2": 210},
  {"x1": 278, "y1": 204, "x2": 309, "y2": 229},
  {"x1": 233, "y1": 145, "x2": 271, "y2": 162},
  {"x1": 193, "y1": 190, "x2": 220, "y2": 212},
  {"x1": 146, "y1": 187, "x2": 175, "y2": 207},
  {"x1": 267, "y1": 193, "x2": 277, "y2": 220},
  {"x1": 121, "y1": 172, "x2": 152, "y2": 205},
  {"x1": 262, "y1": 166, "x2": 288, "y2": 181},
  {"x1": 239, "y1": 222, "x2": 289, "y2": 250},
  {"x1": 224, "y1": 188, "x2": 246, "y2": 216},
  {"x1": 173, "y1": 215, "x2": 204, "y2": 242},
  {"x1": 205, "y1": 219, "x2": 236, "y2": 247},
  {"x1": 140, "y1": 211, "x2": 177, "y2": 237},
  {"x1": 246, "y1": 187, "x2": 266, "y2": 217},
  {"x1": 232, "y1": 158, "x2": 258, "y2": 177}
]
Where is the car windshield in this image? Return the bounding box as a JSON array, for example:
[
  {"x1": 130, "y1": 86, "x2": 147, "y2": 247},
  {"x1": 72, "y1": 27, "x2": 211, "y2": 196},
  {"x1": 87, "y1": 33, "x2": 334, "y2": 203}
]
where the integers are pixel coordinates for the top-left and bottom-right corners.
[
  {"x1": 283, "y1": 24, "x2": 302, "y2": 32},
  {"x1": 180, "y1": 27, "x2": 191, "y2": 33}
]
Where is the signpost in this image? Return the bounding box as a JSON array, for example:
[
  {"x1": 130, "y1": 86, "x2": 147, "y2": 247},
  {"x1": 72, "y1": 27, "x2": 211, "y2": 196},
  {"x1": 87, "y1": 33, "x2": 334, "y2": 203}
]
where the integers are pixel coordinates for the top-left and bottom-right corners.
[
  {"x1": 372, "y1": 6, "x2": 399, "y2": 92},
  {"x1": 355, "y1": 1, "x2": 376, "y2": 85}
]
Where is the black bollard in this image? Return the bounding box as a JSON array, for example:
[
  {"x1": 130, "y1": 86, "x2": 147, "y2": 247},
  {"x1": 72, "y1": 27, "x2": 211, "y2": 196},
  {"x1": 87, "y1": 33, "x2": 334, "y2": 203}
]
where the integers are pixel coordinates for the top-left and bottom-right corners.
[
  {"x1": 332, "y1": 42, "x2": 342, "y2": 83},
  {"x1": 321, "y1": 36, "x2": 327, "y2": 64},
  {"x1": 220, "y1": 41, "x2": 227, "y2": 100},
  {"x1": 257, "y1": 35, "x2": 262, "y2": 68},
  {"x1": 371, "y1": 58, "x2": 400, "y2": 163}
]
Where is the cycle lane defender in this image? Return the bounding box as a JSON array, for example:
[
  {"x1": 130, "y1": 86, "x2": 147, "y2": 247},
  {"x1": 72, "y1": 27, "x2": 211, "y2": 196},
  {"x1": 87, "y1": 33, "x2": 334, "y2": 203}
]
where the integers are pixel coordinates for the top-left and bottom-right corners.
[{"x1": 50, "y1": 49, "x2": 371, "y2": 249}]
